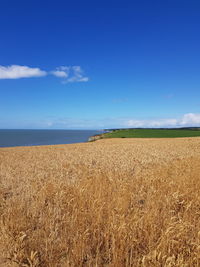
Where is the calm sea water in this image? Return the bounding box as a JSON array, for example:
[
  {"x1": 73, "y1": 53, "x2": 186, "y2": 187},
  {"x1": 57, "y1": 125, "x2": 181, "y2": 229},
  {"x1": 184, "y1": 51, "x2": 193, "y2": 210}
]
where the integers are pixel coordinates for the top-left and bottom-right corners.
[{"x1": 0, "y1": 129, "x2": 102, "y2": 147}]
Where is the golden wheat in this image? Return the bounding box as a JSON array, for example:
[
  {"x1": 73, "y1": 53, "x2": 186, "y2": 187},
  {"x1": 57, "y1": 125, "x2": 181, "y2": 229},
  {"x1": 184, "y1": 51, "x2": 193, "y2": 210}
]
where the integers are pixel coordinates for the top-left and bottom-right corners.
[{"x1": 0, "y1": 138, "x2": 200, "y2": 266}]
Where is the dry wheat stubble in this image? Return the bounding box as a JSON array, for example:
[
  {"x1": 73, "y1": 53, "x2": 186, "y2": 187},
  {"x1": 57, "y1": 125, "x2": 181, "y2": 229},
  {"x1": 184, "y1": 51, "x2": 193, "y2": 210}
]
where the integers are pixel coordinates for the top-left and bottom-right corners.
[{"x1": 0, "y1": 137, "x2": 200, "y2": 266}]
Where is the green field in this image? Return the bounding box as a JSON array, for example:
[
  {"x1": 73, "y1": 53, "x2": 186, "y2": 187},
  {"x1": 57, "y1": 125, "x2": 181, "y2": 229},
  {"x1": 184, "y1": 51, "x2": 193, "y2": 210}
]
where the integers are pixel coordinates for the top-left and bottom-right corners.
[{"x1": 103, "y1": 128, "x2": 200, "y2": 138}]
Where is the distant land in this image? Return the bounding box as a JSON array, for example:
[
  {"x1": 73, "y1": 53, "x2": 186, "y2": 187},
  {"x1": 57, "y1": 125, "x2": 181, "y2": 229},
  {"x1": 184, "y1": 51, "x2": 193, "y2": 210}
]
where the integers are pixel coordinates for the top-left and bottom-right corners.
[
  {"x1": 104, "y1": 127, "x2": 200, "y2": 131},
  {"x1": 89, "y1": 127, "x2": 200, "y2": 141}
]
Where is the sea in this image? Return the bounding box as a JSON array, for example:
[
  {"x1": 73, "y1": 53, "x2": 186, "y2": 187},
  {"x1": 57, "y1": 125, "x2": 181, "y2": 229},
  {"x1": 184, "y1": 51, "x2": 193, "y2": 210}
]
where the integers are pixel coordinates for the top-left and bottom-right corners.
[{"x1": 0, "y1": 129, "x2": 102, "y2": 148}]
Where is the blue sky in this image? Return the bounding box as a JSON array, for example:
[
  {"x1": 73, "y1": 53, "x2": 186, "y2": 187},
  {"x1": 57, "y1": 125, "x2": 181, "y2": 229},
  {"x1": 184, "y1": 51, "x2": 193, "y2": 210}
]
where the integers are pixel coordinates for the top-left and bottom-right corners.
[{"x1": 0, "y1": 0, "x2": 200, "y2": 129}]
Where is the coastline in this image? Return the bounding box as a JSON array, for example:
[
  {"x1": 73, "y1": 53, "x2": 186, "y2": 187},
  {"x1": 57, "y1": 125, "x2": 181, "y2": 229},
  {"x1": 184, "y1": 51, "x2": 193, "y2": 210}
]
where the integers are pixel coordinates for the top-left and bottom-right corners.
[
  {"x1": 88, "y1": 133, "x2": 105, "y2": 142},
  {"x1": 88, "y1": 130, "x2": 113, "y2": 142},
  {"x1": 88, "y1": 128, "x2": 200, "y2": 140}
]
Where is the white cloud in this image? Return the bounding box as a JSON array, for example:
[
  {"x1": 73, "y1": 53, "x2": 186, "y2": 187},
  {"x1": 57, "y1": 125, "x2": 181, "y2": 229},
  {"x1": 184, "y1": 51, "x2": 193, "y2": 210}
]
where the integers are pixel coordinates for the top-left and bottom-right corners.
[
  {"x1": 0, "y1": 65, "x2": 47, "y2": 79},
  {"x1": 180, "y1": 113, "x2": 200, "y2": 125},
  {"x1": 34, "y1": 113, "x2": 200, "y2": 129},
  {"x1": 52, "y1": 65, "x2": 89, "y2": 83},
  {"x1": 126, "y1": 118, "x2": 178, "y2": 128},
  {"x1": 126, "y1": 113, "x2": 200, "y2": 128},
  {"x1": 51, "y1": 66, "x2": 69, "y2": 78},
  {"x1": 2, "y1": 113, "x2": 200, "y2": 129},
  {"x1": 0, "y1": 65, "x2": 89, "y2": 83}
]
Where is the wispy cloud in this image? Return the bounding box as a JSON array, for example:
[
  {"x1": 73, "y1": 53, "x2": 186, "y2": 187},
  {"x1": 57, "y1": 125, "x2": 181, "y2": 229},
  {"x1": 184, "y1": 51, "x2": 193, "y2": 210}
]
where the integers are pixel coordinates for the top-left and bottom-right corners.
[
  {"x1": 164, "y1": 93, "x2": 174, "y2": 99},
  {"x1": 50, "y1": 66, "x2": 69, "y2": 78},
  {"x1": 0, "y1": 65, "x2": 47, "y2": 79},
  {"x1": 0, "y1": 65, "x2": 89, "y2": 83},
  {"x1": 112, "y1": 97, "x2": 128, "y2": 103},
  {"x1": 66, "y1": 66, "x2": 89, "y2": 83},
  {"x1": 51, "y1": 65, "x2": 89, "y2": 83},
  {"x1": 15, "y1": 113, "x2": 199, "y2": 130},
  {"x1": 1, "y1": 113, "x2": 200, "y2": 129}
]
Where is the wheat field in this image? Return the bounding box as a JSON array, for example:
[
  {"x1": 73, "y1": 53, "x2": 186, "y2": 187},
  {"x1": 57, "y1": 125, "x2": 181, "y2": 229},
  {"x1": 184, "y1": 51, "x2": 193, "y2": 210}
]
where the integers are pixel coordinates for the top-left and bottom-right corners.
[{"x1": 0, "y1": 138, "x2": 200, "y2": 266}]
